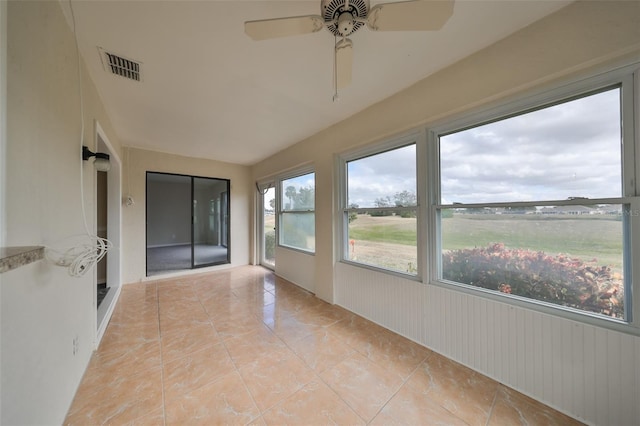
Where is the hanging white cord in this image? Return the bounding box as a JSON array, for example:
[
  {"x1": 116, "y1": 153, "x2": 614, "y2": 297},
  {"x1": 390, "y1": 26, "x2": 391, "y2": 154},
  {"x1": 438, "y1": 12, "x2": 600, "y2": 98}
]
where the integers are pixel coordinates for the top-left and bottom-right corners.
[
  {"x1": 123, "y1": 146, "x2": 134, "y2": 206},
  {"x1": 45, "y1": 0, "x2": 112, "y2": 277},
  {"x1": 127, "y1": 147, "x2": 131, "y2": 196},
  {"x1": 332, "y1": 30, "x2": 339, "y2": 102},
  {"x1": 69, "y1": 0, "x2": 90, "y2": 236}
]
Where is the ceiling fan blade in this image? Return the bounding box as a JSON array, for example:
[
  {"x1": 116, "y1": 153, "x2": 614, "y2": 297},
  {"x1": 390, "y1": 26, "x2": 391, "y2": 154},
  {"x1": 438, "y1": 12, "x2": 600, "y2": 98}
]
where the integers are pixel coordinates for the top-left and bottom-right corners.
[
  {"x1": 335, "y1": 38, "x2": 353, "y2": 90},
  {"x1": 244, "y1": 15, "x2": 325, "y2": 41},
  {"x1": 367, "y1": 0, "x2": 454, "y2": 32}
]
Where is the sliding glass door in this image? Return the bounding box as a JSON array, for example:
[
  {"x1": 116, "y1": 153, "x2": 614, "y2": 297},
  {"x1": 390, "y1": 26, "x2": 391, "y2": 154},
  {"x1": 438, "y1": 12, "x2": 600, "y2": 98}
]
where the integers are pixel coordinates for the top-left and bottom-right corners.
[
  {"x1": 193, "y1": 177, "x2": 230, "y2": 267},
  {"x1": 146, "y1": 172, "x2": 230, "y2": 276}
]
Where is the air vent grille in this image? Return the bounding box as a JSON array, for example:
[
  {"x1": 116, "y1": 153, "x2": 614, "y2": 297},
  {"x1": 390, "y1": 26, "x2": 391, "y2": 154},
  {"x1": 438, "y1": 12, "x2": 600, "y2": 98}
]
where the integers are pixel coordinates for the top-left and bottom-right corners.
[{"x1": 98, "y1": 48, "x2": 142, "y2": 82}]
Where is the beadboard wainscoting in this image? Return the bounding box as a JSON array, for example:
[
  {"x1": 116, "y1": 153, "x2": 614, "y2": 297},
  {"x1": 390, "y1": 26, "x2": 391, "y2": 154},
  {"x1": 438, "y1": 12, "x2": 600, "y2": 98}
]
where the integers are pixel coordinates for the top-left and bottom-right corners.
[
  {"x1": 335, "y1": 262, "x2": 640, "y2": 426},
  {"x1": 275, "y1": 247, "x2": 315, "y2": 294}
]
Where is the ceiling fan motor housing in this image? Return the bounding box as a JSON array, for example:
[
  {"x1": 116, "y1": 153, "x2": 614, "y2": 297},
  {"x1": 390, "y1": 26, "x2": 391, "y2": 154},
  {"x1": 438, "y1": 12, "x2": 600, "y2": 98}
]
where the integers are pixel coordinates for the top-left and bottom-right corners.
[{"x1": 322, "y1": 0, "x2": 369, "y2": 36}]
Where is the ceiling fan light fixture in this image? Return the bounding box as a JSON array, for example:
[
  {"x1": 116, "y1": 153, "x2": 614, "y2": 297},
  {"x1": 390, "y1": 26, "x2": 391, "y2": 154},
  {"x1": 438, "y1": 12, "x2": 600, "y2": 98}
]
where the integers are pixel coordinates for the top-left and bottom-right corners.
[
  {"x1": 243, "y1": 0, "x2": 454, "y2": 93},
  {"x1": 336, "y1": 12, "x2": 355, "y2": 36}
]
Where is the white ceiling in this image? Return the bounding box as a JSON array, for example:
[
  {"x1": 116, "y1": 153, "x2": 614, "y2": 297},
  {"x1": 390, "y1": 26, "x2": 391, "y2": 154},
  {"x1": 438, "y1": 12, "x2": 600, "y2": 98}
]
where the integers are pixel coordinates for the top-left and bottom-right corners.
[{"x1": 68, "y1": 0, "x2": 571, "y2": 166}]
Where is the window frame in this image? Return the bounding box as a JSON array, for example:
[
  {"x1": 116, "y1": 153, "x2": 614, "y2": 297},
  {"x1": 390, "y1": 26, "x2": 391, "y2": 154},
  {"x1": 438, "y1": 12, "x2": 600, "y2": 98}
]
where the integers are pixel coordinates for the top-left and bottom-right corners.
[
  {"x1": 339, "y1": 131, "x2": 425, "y2": 279},
  {"x1": 426, "y1": 65, "x2": 640, "y2": 334},
  {"x1": 277, "y1": 168, "x2": 316, "y2": 254}
]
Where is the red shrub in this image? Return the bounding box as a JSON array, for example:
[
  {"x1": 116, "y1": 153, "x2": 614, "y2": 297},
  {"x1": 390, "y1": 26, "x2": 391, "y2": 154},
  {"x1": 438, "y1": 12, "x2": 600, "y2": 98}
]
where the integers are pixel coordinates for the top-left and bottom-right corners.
[{"x1": 443, "y1": 243, "x2": 624, "y2": 318}]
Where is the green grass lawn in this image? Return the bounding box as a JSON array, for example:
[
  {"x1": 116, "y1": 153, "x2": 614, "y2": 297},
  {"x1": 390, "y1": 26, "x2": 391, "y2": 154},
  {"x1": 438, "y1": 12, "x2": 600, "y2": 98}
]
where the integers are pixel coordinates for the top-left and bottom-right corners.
[
  {"x1": 349, "y1": 215, "x2": 417, "y2": 245},
  {"x1": 348, "y1": 213, "x2": 624, "y2": 269}
]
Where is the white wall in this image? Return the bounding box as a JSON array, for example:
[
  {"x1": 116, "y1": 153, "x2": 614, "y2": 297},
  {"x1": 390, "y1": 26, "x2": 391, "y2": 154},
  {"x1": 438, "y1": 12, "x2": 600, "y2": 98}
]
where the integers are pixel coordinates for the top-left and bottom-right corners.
[
  {"x1": 1, "y1": 1, "x2": 122, "y2": 424},
  {"x1": 121, "y1": 147, "x2": 251, "y2": 283},
  {"x1": 250, "y1": 2, "x2": 640, "y2": 425}
]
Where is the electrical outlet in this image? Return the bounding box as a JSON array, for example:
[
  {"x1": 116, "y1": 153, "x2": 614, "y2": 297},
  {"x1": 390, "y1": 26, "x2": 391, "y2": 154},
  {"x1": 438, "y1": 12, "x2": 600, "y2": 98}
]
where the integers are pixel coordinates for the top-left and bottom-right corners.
[{"x1": 72, "y1": 335, "x2": 79, "y2": 356}]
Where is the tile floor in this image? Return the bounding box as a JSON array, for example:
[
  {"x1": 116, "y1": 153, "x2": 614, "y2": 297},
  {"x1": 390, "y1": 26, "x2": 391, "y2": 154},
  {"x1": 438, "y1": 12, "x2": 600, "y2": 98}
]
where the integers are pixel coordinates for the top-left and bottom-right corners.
[{"x1": 65, "y1": 266, "x2": 583, "y2": 425}]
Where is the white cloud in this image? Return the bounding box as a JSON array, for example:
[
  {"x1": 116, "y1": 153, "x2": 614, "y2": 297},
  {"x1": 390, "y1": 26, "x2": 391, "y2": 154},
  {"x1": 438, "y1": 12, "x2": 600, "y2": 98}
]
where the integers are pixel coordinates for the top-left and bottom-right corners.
[
  {"x1": 347, "y1": 144, "x2": 416, "y2": 207},
  {"x1": 440, "y1": 88, "x2": 621, "y2": 203}
]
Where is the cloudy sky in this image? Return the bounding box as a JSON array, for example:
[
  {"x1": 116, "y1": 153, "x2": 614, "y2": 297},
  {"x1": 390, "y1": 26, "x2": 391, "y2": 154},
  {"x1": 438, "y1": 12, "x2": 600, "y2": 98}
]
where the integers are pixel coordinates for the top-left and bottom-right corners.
[
  {"x1": 263, "y1": 87, "x2": 622, "y2": 209},
  {"x1": 347, "y1": 144, "x2": 417, "y2": 207},
  {"x1": 440, "y1": 88, "x2": 621, "y2": 204},
  {"x1": 346, "y1": 87, "x2": 622, "y2": 206}
]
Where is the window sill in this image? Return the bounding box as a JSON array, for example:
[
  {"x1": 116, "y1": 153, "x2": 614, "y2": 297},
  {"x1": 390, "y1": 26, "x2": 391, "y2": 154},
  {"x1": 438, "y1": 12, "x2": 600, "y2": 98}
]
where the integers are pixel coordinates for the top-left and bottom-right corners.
[
  {"x1": 277, "y1": 245, "x2": 315, "y2": 256},
  {"x1": 0, "y1": 246, "x2": 45, "y2": 274}
]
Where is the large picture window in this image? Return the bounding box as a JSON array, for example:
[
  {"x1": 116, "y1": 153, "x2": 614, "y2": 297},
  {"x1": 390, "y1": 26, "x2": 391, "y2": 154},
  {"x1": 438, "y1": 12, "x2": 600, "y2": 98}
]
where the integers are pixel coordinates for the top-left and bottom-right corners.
[
  {"x1": 342, "y1": 143, "x2": 418, "y2": 275},
  {"x1": 279, "y1": 171, "x2": 315, "y2": 252},
  {"x1": 433, "y1": 84, "x2": 635, "y2": 321}
]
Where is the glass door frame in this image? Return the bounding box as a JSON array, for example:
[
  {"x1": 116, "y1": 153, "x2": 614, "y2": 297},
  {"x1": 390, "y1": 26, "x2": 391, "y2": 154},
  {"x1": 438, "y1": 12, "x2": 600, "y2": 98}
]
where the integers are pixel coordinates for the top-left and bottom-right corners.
[
  {"x1": 145, "y1": 171, "x2": 231, "y2": 276},
  {"x1": 257, "y1": 181, "x2": 276, "y2": 269}
]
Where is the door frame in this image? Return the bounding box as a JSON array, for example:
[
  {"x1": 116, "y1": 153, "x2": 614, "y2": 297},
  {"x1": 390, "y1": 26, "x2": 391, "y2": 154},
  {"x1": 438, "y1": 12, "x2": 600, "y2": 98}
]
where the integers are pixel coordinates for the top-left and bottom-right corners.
[
  {"x1": 94, "y1": 121, "x2": 122, "y2": 347},
  {"x1": 145, "y1": 172, "x2": 231, "y2": 275},
  {"x1": 257, "y1": 181, "x2": 276, "y2": 270}
]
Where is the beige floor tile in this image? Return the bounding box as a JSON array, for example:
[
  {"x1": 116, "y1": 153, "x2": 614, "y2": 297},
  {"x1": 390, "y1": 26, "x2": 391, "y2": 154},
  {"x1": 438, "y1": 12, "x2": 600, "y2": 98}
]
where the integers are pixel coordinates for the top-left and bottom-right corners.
[
  {"x1": 163, "y1": 343, "x2": 236, "y2": 402},
  {"x1": 320, "y1": 352, "x2": 403, "y2": 422},
  {"x1": 159, "y1": 310, "x2": 212, "y2": 337},
  {"x1": 258, "y1": 301, "x2": 296, "y2": 327},
  {"x1": 158, "y1": 289, "x2": 199, "y2": 304},
  {"x1": 66, "y1": 266, "x2": 582, "y2": 426},
  {"x1": 161, "y1": 321, "x2": 220, "y2": 363},
  {"x1": 291, "y1": 301, "x2": 352, "y2": 327},
  {"x1": 65, "y1": 367, "x2": 163, "y2": 425},
  {"x1": 247, "y1": 417, "x2": 267, "y2": 426},
  {"x1": 224, "y1": 326, "x2": 290, "y2": 367},
  {"x1": 325, "y1": 314, "x2": 385, "y2": 355},
  {"x1": 372, "y1": 383, "x2": 468, "y2": 426},
  {"x1": 165, "y1": 371, "x2": 260, "y2": 426},
  {"x1": 362, "y1": 333, "x2": 432, "y2": 379},
  {"x1": 406, "y1": 353, "x2": 499, "y2": 426},
  {"x1": 238, "y1": 348, "x2": 316, "y2": 412},
  {"x1": 158, "y1": 298, "x2": 207, "y2": 319},
  {"x1": 194, "y1": 283, "x2": 235, "y2": 301},
  {"x1": 262, "y1": 379, "x2": 365, "y2": 425},
  {"x1": 274, "y1": 293, "x2": 322, "y2": 314},
  {"x1": 288, "y1": 329, "x2": 355, "y2": 373},
  {"x1": 159, "y1": 299, "x2": 206, "y2": 318},
  {"x1": 205, "y1": 298, "x2": 257, "y2": 323},
  {"x1": 266, "y1": 312, "x2": 323, "y2": 344},
  {"x1": 128, "y1": 408, "x2": 165, "y2": 426},
  {"x1": 118, "y1": 284, "x2": 158, "y2": 306},
  {"x1": 232, "y1": 283, "x2": 272, "y2": 299},
  {"x1": 488, "y1": 386, "x2": 584, "y2": 426},
  {"x1": 109, "y1": 302, "x2": 158, "y2": 325},
  {"x1": 84, "y1": 339, "x2": 162, "y2": 387},
  {"x1": 214, "y1": 315, "x2": 272, "y2": 339},
  {"x1": 100, "y1": 319, "x2": 160, "y2": 345}
]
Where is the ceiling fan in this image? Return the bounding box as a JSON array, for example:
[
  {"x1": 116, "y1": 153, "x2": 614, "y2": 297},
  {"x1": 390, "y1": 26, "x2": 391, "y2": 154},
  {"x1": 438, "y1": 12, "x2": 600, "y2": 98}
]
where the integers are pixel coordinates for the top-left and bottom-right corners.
[{"x1": 244, "y1": 0, "x2": 454, "y2": 94}]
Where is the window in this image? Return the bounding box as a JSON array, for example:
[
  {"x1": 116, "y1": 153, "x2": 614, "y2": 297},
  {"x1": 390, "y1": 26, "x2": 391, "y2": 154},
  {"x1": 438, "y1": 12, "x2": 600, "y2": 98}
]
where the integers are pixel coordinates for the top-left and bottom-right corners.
[
  {"x1": 342, "y1": 142, "x2": 418, "y2": 275},
  {"x1": 432, "y1": 81, "x2": 636, "y2": 322},
  {"x1": 279, "y1": 171, "x2": 315, "y2": 252}
]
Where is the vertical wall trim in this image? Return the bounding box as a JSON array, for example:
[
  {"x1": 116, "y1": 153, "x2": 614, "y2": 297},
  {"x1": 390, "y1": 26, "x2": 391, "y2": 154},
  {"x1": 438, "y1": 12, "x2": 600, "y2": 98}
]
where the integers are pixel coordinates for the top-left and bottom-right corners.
[
  {"x1": 0, "y1": 2, "x2": 7, "y2": 420},
  {"x1": 0, "y1": 0, "x2": 7, "y2": 248}
]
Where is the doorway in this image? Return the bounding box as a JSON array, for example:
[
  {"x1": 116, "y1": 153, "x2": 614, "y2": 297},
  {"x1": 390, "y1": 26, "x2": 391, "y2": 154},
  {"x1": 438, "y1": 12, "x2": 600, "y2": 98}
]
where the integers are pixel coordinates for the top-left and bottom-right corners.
[
  {"x1": 259, "y1": 183, "x2": 276, "y2": 269},
  {"x1": 95, "y1": 122, "x2": 122, "y2": 345},
  {"x1": 146, "y1": 172, "x2": 230, "y2": 276}
]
